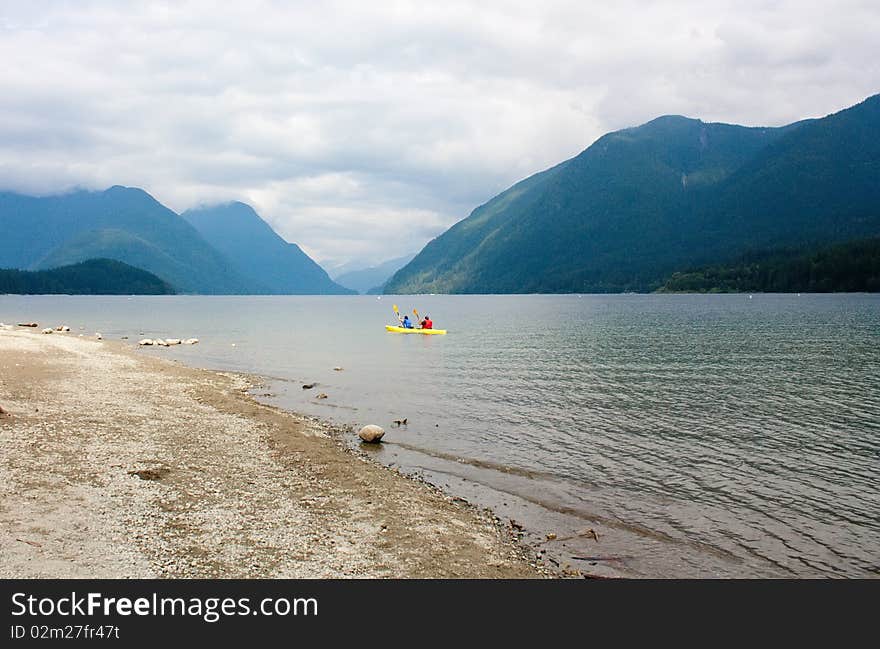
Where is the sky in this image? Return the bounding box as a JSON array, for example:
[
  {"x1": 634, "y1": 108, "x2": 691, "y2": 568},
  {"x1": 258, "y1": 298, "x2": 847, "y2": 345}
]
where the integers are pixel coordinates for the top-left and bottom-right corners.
[{"x1": 1, "y1": 1, "x2": 878, "y2": 269}]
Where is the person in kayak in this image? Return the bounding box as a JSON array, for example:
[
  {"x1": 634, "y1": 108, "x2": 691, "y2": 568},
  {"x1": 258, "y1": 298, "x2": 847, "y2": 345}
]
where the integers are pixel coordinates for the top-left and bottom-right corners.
[
  {"x1": 420, "y1": 315, "x2": 433, "y2": 330},
  {"x1": 401, "y1": 315, "x2": 414, "y2": 329}
]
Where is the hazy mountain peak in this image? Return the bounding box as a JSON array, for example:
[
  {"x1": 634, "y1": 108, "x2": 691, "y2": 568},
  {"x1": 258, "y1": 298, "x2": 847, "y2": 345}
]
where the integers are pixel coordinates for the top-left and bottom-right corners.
[
  {"x1": 638, "y1": 114, "x2": 702, "y2": 129},
  {"x1": 104, "y1": 184, "x2": 151, "y2": 198},
  {"x1": 182, "y1": 202, "x2": 354, "y2": 294},
  {"x1": 334, "y1": 252, "x2": 418, "y2": 294}
]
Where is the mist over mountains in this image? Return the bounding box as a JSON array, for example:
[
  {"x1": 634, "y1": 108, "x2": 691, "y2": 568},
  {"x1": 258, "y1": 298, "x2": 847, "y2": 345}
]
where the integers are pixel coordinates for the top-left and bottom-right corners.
[
  {"x1": 0, "y1": 187, "x2": 351, "y2": 295},
  {"x1": 2, "y1": 94, "x2": 878, "y2": 296}
]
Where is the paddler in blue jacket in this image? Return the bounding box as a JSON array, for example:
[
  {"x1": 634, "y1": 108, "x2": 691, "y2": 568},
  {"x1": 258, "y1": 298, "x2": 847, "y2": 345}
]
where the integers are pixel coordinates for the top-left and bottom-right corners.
[{"x1": 401, "y1": 315, "x2": 414, "y2": 329}]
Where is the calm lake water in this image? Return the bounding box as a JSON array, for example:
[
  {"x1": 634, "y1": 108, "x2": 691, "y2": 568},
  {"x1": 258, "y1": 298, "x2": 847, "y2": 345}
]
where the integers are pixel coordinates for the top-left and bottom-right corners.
[{"x1": 2, "y1": 293, "x2": 878, "y2": 578}]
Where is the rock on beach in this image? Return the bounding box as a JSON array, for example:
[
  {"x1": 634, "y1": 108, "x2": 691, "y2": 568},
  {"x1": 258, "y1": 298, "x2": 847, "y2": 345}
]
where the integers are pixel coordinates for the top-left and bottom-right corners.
[{"x1": 358, "y1": 425, "x2": 385, "y2": 443}]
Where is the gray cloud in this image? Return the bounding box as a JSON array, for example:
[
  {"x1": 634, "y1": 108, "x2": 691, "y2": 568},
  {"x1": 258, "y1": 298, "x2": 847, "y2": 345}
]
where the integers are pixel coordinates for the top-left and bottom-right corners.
[{"x1": 1, "y1": 0, "x2": 878, "y2": 266}]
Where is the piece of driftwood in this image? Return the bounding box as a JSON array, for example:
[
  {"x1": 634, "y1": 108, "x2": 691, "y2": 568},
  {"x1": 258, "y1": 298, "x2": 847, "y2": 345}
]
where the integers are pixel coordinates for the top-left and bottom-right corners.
[{"x1": 17, "y1": 539, "x2": 42, "y2": 548}]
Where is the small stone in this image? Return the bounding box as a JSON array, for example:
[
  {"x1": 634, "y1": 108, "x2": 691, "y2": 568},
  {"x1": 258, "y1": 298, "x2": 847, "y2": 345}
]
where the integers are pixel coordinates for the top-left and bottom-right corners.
[
  {"x1": 316, "y1": 393, "x2": 328, "y2": 399},
  {"x1": 42, "y1": 328, "x2": 54, "y2": 334},
  {"x1": 138, "y1": 339, "x2": 154, "y2": 346},
  {"x1": 128, "y1": 468, "x2": 168, "y2": 481},
  {"x1": 358, "y1": 424, "x2": 385, "y2": 443},
  {"x1": 333, "y1": 367, "x2": 343, "y2": 371},
  {"x1": 302, "y1": 383, "x2": 316, "y2": 390},
  {"x1": 546, "y1": 533, "x2": 557, "y2": 541}
]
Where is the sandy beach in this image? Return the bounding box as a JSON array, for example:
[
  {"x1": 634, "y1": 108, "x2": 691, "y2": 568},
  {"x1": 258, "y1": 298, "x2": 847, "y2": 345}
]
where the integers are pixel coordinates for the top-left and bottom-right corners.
[{"x1": 0, "y1": 327, "x2": 543, "y2": 578}]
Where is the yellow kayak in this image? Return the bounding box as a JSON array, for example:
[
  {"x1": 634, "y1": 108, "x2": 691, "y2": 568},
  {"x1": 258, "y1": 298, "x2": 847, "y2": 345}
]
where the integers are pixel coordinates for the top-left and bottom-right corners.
[{"x1": 386, "y1": 325, "x2": 447, "y2": 335}]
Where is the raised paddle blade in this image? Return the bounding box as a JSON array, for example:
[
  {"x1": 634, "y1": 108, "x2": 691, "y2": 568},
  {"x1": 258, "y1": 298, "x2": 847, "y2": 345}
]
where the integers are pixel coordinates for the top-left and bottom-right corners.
[{"x1": 392, "y1": 304, "x2": 399, "y2": 314}]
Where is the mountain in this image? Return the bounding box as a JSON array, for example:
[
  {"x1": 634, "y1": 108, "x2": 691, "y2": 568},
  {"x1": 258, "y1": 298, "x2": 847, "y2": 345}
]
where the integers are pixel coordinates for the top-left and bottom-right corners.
[
  {"x1": 0, "y1": 186, "x2": 254, "y2": 293},
  {"x1": 658, "y1": 237, "x2": 880, "y2": 293},
  {"x1": 182, "y1": 202, "x2": 354, "y2": 294},
  {"x1": 334, "y1": 253, "x2": 417, "y2": 294},
  {"x1": 0, "y1": 258, "x2": 175, "y2": 295},
  {"x1": 385, "y1": 94, "x2": 880, "y2": 294}
]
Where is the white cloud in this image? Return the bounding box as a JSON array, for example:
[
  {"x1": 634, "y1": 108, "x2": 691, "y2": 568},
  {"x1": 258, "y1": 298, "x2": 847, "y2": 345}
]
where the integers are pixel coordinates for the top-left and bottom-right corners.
[{"x1": 0, "y1": 0, "x2": 878, "y2": 264}]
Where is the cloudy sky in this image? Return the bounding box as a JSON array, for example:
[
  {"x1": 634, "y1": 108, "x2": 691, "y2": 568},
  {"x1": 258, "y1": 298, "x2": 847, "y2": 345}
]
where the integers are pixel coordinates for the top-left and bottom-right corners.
[{"x1": 1, "y1": 1, "x2": 878, "y2": 268}]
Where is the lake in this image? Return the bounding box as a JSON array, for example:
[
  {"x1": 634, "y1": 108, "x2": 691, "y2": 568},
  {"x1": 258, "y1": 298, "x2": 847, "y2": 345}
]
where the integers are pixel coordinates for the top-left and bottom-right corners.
[{"x1": 2, "y1": 293, "x2": 877, "y2": 577}]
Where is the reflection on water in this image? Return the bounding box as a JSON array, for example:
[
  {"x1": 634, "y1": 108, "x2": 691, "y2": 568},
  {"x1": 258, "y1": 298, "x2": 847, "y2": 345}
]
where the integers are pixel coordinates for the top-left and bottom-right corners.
[{"x1": 2, "y1": 293, "x2": 878, "y2": 577}]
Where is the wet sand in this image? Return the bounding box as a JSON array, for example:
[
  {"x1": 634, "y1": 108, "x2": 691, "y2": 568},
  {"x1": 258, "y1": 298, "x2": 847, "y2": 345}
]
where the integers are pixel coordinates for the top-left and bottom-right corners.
[{"x1": 0, "y1": 327, "x2": 545, "y2": 578}]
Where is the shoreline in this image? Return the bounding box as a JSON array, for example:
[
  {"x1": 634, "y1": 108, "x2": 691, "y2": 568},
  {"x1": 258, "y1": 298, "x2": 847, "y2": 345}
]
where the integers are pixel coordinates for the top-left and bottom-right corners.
[
  {"x1": 0, "y1": 327, "x2": 553, "y2": 578},
  {"x1": 246, "y1": 375, "x2": 627, "y2": 578}
]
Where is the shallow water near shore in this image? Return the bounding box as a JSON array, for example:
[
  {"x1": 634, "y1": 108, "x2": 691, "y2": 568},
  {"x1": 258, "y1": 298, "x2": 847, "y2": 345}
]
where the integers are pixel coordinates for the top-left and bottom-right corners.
[{"x1": 2, "y1": 293, "x2": 878, "y2": 577}]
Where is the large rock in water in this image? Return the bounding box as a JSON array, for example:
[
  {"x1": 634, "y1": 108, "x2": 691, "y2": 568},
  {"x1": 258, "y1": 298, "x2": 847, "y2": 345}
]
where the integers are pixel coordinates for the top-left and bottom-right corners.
[{"x1": 358, "y1": 425, "x2": 385, "y2": 443}]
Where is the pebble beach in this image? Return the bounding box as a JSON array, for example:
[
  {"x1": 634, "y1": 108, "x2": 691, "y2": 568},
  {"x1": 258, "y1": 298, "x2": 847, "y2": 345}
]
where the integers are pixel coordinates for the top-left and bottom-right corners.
[{"x1": 0, "y1": 326, "x2": 543, "y2": 579}]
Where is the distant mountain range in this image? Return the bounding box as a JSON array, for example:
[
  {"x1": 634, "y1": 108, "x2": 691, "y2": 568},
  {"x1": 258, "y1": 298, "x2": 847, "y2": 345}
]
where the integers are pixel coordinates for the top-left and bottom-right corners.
[
  {"x1": 333, "y1": 253, "x2": 417, "y2": 294},
  {"x1": 385, "y1": 93, "x2": 880, "y2": 294},
  {"x1": 183, "y1": 202, "x2": 353, "y2": 294},
  {"x1": 0, "y1": 258, "x2": 175, "y2": 295},
  {"x1": 0, "y1": 186, "x2": 351, "y2": 294},
  {"x1": 3, "y1": 94, "x2": 878, "y2": 296}
]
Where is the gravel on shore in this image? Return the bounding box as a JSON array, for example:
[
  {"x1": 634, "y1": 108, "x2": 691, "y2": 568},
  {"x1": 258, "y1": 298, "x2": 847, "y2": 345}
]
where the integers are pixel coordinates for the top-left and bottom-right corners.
[{"x1": 0, "y1": 328, "x2": 543, "y2": 578}]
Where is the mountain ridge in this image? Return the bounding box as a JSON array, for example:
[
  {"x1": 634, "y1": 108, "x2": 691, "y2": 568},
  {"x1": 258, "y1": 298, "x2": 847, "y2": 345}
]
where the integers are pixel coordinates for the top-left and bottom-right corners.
[
  {"x1": 0, "y1": 188, "x2": 352, "y2": 295},
  {"x1": 334, "y1": 253, "x2": 417, "y2": 294},
  {"x1": 0, "y1": 186, "x2": 254, "y2": 293},
  {"x1": 385, "y1": 93, "x2": 880, "y2": 294},
  {"x1": 182, "y1": 202, "x2": 354, "y2": 295}
]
